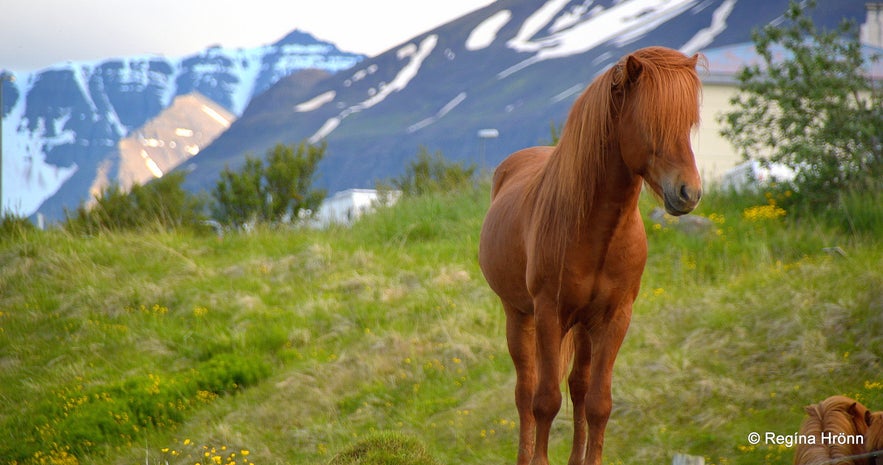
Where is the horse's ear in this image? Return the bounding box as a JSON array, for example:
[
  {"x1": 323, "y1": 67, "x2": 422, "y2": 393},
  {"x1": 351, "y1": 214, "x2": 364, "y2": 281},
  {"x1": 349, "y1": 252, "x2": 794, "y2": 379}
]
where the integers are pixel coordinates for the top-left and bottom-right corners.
[
  {"x1": 624, "y1": 55, "x2": 643, "y2": 86},
  {"x1": 691, "y1": 52, "x2": 708, "y2": 72},
  {"x1": 849, "y1": 402, "x2": 871, "y2": 433}
]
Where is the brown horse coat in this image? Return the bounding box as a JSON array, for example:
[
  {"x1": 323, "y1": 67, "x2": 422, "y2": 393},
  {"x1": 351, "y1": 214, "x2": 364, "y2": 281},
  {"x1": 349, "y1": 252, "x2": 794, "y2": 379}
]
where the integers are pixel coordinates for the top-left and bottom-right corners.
[
  {"x1": 794, "y1": 395, "x2": 872, "y2": 465},
  {"x1": 479, "y1": 46, "x2": 703, "y2": 465}
]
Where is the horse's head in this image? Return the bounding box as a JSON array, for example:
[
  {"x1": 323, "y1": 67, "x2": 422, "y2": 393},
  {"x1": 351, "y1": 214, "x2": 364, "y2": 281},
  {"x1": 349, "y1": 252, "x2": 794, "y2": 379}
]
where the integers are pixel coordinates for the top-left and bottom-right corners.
[{"x1": 613, "y1": 47, "x2": 704, "y2": 216}]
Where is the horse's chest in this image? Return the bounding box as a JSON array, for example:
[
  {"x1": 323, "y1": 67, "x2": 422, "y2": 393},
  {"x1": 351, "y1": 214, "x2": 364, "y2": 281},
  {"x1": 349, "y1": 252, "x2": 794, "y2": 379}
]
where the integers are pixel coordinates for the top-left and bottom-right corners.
[{"x1": 560, "y1": 236, "x2": 646, "y2": 321}]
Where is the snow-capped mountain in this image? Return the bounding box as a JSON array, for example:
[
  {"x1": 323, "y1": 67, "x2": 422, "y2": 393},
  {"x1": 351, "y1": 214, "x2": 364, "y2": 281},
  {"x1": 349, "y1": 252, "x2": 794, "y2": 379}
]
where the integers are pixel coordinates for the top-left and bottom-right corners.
[
  {"x1": 1, "y1": 30, "x2": 363, "y2": 220},
  {"x1": 179, "y1": 0, "x2": 871, "y2": 200}
]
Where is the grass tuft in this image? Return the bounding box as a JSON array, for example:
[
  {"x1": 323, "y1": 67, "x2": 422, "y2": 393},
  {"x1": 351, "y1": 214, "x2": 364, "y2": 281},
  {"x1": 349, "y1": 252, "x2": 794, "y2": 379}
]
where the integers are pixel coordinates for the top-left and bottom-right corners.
[{"x1": 327, "y1": 432, "x2": 440, "y2": 465}]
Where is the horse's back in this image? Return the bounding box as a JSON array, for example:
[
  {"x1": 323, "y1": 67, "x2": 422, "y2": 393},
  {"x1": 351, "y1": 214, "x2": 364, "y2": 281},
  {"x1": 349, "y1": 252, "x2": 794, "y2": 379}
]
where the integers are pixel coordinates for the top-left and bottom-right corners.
[
  {"x1": 479, "y1": 147, "x2": 552, "y2": 312},
  {"x1": 489, "y1": 146, "x2": 552, "y2": 200}
]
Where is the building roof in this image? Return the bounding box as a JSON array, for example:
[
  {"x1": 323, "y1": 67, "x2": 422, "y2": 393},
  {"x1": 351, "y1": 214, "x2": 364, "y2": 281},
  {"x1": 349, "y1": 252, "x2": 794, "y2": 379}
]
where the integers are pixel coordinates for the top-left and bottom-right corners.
[{"x1": 701, "y1": 42, "x2": 883, "y2": 85}]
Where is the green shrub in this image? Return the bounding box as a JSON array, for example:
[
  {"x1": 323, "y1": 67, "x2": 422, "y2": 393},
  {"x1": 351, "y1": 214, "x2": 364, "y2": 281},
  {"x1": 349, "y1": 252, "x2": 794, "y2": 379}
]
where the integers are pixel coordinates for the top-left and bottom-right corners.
[
  {"x1": 63, "y1": 171, "x2": 205, "y2": 234},
  {"x1": 720, "y1": 0, "x2": 882, "y2": 210},
  {"x1": 212, "y1": 141, "x2": 326, "y2": 226},
  {"x1": 385, "y1": 147, "x2": 476, "y2": 197}
]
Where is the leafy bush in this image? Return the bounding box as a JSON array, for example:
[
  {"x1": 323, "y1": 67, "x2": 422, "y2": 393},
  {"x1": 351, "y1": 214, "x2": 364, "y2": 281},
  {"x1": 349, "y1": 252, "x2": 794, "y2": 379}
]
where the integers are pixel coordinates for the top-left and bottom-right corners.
[
  {"x1": 720, "y1": 0, "x2": 882, "y2": 209},
  {"x1": 212, "y1": 141, "x2": 326, "y2": 226},
  {"x1": 63, "y1": 171, "x2": 205, "y2": 234},
  {"x1": 385, "y1": 147, "x2": 476, "y2": 197}
]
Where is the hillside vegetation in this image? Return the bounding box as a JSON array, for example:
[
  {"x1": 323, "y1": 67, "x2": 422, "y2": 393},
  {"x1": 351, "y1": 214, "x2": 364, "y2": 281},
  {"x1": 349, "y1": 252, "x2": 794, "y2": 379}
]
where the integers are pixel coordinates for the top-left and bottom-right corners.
[{"x1": 1, "y1": 182, "x2": 882, "y2": 465}]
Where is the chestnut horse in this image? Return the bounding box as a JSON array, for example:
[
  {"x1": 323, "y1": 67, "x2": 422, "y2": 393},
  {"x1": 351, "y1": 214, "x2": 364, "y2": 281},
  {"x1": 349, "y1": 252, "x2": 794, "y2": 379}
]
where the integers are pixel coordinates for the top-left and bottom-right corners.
[
  {"x1": 793, "y1": 395, "x2": 872, "y2": 465},
  {"x1": 478, "y1": 47, "x2": 703, "y2": 465}
]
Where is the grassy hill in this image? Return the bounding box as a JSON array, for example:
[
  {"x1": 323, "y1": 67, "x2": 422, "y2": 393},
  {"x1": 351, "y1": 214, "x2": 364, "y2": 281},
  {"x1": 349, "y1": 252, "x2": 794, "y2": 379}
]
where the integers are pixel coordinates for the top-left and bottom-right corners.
[{"x1": 1, "y1": 183, "x2": 881, "y2": 465}]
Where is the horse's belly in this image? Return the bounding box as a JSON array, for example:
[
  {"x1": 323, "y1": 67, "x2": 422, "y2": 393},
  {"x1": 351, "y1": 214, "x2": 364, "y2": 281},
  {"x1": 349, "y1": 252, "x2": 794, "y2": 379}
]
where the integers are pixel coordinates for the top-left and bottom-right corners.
[{"x1": 478, "y1": 201, "x2": 533, "y2": 313}]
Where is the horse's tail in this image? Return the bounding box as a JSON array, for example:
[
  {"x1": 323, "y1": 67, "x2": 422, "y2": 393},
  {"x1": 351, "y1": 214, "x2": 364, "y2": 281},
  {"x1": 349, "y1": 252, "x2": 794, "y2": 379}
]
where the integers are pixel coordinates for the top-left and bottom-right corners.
[{"x1": 559, "y1": 328, "x2": 575, "y2": 384}]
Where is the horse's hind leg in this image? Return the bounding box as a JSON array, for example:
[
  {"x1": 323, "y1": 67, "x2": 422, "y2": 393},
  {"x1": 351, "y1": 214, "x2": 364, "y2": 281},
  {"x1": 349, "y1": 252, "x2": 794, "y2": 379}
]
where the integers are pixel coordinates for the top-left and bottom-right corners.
[{"x1": 505, "y1": 305, "x2": 537, "y2": 465}]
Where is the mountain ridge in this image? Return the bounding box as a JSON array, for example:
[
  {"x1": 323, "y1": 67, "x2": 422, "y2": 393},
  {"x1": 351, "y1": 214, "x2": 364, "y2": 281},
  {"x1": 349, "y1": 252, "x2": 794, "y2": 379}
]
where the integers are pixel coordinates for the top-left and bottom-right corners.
[
  {"x1": 178, "y1": 0, "x2": 872, "y2": 199},
  {"x1": 1, "y1": 30, "x2": 364, "y2": 220},
  {"x1": 2, "y1": 0, "x2": 873, "y2": 221}
]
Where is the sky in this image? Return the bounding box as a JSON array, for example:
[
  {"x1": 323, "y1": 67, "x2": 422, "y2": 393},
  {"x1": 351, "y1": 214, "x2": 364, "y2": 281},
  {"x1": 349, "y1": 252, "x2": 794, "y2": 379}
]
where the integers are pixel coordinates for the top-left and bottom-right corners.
[{"x1": 0, "y1": 0, "x2": 495, "y2": 72}]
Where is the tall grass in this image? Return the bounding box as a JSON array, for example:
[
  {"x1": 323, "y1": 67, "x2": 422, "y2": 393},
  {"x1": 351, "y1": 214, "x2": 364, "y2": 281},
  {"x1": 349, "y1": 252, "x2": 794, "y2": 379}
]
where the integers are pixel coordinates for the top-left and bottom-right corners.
[{"x1": 0, "y1": 183, "x2": 880, "y2": 465}]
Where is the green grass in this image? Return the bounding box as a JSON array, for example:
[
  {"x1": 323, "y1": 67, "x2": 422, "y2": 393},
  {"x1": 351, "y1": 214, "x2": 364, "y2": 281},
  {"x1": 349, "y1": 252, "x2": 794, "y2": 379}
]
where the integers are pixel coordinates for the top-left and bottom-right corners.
[{"x1": 1, "y1": 184, "x2": 881, "y2": 465}]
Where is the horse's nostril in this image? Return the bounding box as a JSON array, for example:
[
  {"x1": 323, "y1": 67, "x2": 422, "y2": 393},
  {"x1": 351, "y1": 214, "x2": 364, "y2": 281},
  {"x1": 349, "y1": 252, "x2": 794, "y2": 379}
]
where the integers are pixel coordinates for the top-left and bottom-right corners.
[
  {"x1": 679, "y1": 184, "x2": 701, "y2": 203},
  {"x1": 679, "y1": 184, "x2": 689, "y2": 201}
]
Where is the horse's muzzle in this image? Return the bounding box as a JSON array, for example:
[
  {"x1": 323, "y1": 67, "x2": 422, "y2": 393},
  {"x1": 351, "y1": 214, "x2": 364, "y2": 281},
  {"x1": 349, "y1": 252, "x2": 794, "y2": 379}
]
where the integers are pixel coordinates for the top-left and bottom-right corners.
[{"x1": 663, "y1": 183, "x2": 702, "y2": 216}]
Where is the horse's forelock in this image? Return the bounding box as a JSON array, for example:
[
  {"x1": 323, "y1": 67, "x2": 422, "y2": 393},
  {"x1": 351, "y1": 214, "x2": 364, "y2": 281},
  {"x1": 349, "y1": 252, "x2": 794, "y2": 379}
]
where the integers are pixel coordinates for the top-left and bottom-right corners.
[{"x1": 626, "y1": 49, "x2": 703, "y2": 153}]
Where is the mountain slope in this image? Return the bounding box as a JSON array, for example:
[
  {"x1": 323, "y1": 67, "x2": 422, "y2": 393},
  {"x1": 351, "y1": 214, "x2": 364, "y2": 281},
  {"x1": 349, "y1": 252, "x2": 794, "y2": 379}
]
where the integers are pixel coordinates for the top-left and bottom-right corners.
[
  {"x1": 1, "y1": 30, "x2": 363, "y2": 220},
  {"x1": 180, "y1": 0, "x2": 871, "y2": 197},
  {"x1": 111, "y1": 92, "x2": 234, "y2": 194}
]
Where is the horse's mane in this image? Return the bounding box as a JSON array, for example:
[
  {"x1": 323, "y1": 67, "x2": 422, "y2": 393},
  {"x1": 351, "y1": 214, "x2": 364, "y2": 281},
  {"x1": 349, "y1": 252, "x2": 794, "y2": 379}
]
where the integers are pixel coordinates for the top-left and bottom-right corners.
[
  {"x1": 794, "y1": 396, "x2": 869, "y2": 465},
  {"x1": 526, "y1": 47, "x2": 703, "y2": 272},
  {"x1": 866, "y1": 412, "x2": 883, "y2": 453}
]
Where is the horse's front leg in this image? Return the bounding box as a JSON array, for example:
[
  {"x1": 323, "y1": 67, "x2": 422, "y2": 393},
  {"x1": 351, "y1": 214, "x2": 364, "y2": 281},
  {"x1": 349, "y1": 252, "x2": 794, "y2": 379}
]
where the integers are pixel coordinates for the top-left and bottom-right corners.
[
  {"x1": 584, "y1": 307, "x2": 631, "y2": 465},
  {"x1": 504, "y1": 305, "x2": 538, "y2": 465},
  {"x1": 530, "y1": 297, "x2": 565, "y2": 465},
  {"x1": 567, "y1": 326, "x2": 592, "y2": 465}
]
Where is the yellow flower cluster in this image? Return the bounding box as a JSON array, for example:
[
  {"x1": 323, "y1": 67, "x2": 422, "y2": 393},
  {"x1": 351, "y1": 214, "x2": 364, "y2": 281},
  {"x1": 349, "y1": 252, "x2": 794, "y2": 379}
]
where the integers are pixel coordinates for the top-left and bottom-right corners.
[
  {"x1": 125, "y1": 303, "x2": 169, "y2": 315},
  {"x1": 865, "y1": 380, "x2": 883, "y2": 390},
  {"x1": 161, "y1": 440, "x2": 253, "y2": 465},
  {"x1": 28, "y1": 449, "x2": 79, "y2": 465},
  {"x1": 742, "y1": 204, "x2": 786, "y2": 222},
  {"x1": 742, "y1": 192, "x2": 788, "y2": 222}
]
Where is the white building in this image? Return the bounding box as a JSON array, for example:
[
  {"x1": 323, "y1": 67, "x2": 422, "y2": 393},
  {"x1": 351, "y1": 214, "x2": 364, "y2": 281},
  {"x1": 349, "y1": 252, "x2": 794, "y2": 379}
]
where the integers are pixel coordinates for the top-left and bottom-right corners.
[
  {"x1": 692, "y1": 6, "x2": 883, "y2": 187},
  {"x1": 313, "y1": 188, "x2": 400, "y2": 227}
]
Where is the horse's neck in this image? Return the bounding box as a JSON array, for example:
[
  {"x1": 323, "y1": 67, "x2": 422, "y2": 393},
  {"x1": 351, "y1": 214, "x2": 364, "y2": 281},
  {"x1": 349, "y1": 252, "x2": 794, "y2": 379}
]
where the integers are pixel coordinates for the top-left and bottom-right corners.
[
  {"x1": 526, "y1": 143, "x2": 644, "y2": 296},
  {"x1": 545, "y1": 141, "x2": 642, "y2": 229},
  {"x1": 579, "y1": 160, "x2": 643, "y2": 251},
  {"x1": 527, "y1": 140, "x2": 643, "y2": 278}
]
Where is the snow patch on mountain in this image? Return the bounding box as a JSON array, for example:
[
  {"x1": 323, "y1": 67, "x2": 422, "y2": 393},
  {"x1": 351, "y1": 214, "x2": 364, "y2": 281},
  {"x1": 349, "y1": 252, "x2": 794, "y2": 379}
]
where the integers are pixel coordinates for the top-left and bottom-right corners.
[
  {"x1": 2, "y1": 74, "x2": 78, "y2": 214},
  {"x1": 295, "y1": 91, "x2": 337, "y2": 112},
  {"x1": 681, "y1": 0, "x2": 738, "y2": 54},
  {"x1": 309, "y1": 35, "x2": 438, "y2": 143},
  {"x1": 501, "y1": 0, "x2": 699, "y2": 78},
  {"x1": 200, "y1": 104, "x2": 233, "y2": 128},
  {"x1": 507, "y1": 0, "x2": 571, "y2": 53},
  {"x1": 466, "y1": 10, "x2": 513, "y2": 51},
  {"x1": 407, "y1": 91, "x2": 467, "y2": 133},
  {"x1": 225, "y1": 51, "x2": 262, "y2": 117}
]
